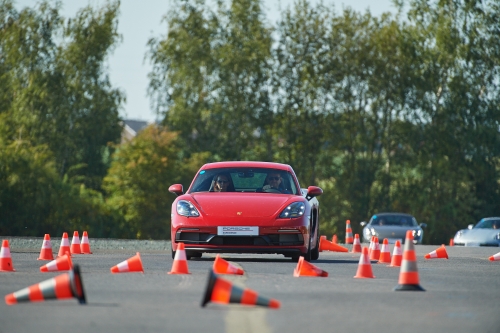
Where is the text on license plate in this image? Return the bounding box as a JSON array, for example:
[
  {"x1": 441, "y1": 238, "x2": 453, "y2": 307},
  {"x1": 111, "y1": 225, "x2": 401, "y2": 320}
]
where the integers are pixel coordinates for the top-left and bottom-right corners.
[{"x1": 217, "y1": 226, "x2": 259, "y2": 236}]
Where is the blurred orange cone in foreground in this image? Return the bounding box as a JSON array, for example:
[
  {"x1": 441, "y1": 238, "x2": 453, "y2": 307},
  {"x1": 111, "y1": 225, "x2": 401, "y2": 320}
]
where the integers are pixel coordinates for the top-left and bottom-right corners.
[
  {"x1": 168, "y1": 242, "x2": 190, "y2": 274},
  {"x1": 213, "y1": 254, "x2": 244, "y2": 275},
  {"x1": 201, "y1": 269, "x2": 280, "y2": 308},
  {"x1": 319, "y1": 236, "x2": 326, "y2": 252},
  {"x1": 70, "y1": 231, "x2": 81, "y2": 254},
  {"x1": 58, "y1": 232, "x2": 71, "y2": 258},
  {"x1": 351, "y1": 234, "x2": 362, "y2": 253},
  {"x1": 111, "y1": 252, "x2": 144, "y2": 273},
  {"x1": 425, "y1": 245, "x2": 448, "y2": 259},
  {"x1": 293, "y1": 256, "x2": 328, "y2": 277},
  {"x1": 38, "y1": 234, "x2": 54, "y2": 261},
  {"x1": 488, "y1": 252, "x2": 500, "y2": 261},
  {"x1": 40, "y1": 253, "x2": 73, "y2": 272},
  {"x1": 345, "y1": 220, "x2": 354, "y2": 244},
  {"x1": 370, "y1": 237, "x2": 380, "y2": 261},
  {"x1": 80, "y1": 231, "x2": 92, "y2": 254},
  {"x1": 5, "y1": 265, "x2": 86, "y2": 305},
  {"x1": 354, "y1": 247, "x2": 374, "y2": 278},
  {"x1": 0, "y1": 240, "x2": 15, "y2": 272},
  {"x1": 332, "y1": 235, "x2": 338, "y2": 244},
  {"x1": 378, "y1": 238, "x2": 391, "y2": 264},
  {"x1": 394, "y1": 231, "x2": 425, "y2": 291},
  {"x1": 389, "y1": 240, "x2": 402, "y2": 267}
]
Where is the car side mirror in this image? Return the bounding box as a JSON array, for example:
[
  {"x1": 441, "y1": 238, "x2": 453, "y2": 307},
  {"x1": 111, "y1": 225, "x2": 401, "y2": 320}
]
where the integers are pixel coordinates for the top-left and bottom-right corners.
[
  {"x1": 168, "y1": 184, "x2": 184, "y2": 196},
  {"x1": 420, "y1": 223, "x2": 427, "y2": 228},
  {"x1": 360, "y1": 221, "x2": 367, "y2": 227},
  {"x1": 467, "y1": 224, "x2": 474, "y2": 230},
  {"x1": 306, "y1": 186, "x2": 323, "y2": 200}
]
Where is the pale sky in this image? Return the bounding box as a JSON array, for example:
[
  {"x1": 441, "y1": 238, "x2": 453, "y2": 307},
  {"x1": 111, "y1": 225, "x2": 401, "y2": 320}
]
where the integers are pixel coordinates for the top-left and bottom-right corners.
[{"x1": 14, "y1": 0, "x2": 397, "y2": 122}]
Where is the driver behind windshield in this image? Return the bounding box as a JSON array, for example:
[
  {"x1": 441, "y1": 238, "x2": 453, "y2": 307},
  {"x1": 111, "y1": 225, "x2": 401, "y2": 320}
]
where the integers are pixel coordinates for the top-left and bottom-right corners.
[{"x1": 260, "y1": 172, "x2": 290, "y2": 193}]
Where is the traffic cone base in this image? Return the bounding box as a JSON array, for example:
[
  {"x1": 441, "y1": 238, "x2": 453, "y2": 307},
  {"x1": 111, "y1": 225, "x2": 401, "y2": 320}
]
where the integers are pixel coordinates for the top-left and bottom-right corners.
[
  {"x1": 38, "y1": 234, "x2": 54, "y2": 261},
  {"x1": 394, "y1": 283, "x2": 425, "y2": 291},
  {"x1": 0, "y1": 240, "x2": 15, "y2": 272},
  {"x1": 201, "y1": 269, "x2": 280, "y2": 308},
  {"x1": 5, "y1": 265, "x2": 86, "y2": 305},
  {"x1": 111, "y1": 253, "x2": 144, "y2": 273},
  {"x1": 293, "y1": 256, "x2": 328, "y2": 277},
  {"x1": 169, "y1": 243, "x2": 190, "y2": 274},
  {"x1": 213, "y1": 254, "x2": 244, "y2": 275}
]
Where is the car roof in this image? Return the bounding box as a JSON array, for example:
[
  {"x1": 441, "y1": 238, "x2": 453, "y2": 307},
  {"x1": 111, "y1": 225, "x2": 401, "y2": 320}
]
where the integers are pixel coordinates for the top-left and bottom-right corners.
[
  {"x1": 200, "y1": 161, "x2": 293, "y2": 172},
  {"x1": 372, "y1": 212, "x2": 414, "y2": 217},
  {"x1": 480, "y1": 217, "x2": 500, "y2": 220}
]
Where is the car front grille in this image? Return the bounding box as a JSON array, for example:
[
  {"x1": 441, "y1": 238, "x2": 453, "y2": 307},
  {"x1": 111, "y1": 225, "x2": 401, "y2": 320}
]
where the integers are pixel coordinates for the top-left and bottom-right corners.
[{"x1": 175, "y1": 231, "x2": 303, "y2": 246}]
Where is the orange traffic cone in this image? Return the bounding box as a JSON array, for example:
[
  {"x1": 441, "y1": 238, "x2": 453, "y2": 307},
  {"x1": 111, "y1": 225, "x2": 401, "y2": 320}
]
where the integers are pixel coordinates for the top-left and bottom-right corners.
[
  {"x1": 370, "y1": 237, "x2": 380, "y2": 261},
  {"x1": 394, "y1": 231, "x2": 425, "y2": 291},
  {"x1": 489, "y1": 252, "x2": 500, "y2": 261},
  {"x1": 319, "y1": 235, "x2": 326, "y2": 252},
  {"x1": 368, "y1": 236, "x2": 375, "y2": 257},
  {"x1": 40, "y1": 253, "x2": 73, "y2": 272},
  {"x1": 80, "y1": 231, "x2": 92, "y2": 254},
  {"x1": 37, "y1": 234, "x2": 54, "y2": 261},
  {"x1": 0, "y1": 240, "x2": 15, "y2": 272},
  {"x1": 449, "y1": 238, "x2": 454, "y2": 246},
  {"x1": 351, "y1": 234, "x2": 362, "y2": 253},
  {"x1": 389, "y1": 240, "x2": 402, "y2": 267},
  {"x1": 168, "y1": 242, "x2": 190, "y2": 274},
  {"x1": 293, "y1": 256, "x2": 328, "y2": 277},
  {"x1": 201, "y1": 269, "x2": 280, "y2": 308},
  {"x1": 110, "y1": 252, "x2": 144, "y2": 273},
  {"x1": 213, "y1": 254, "x2": 244, "y2": 275},
  {"x1": 70, "y1": 231, "x2": 82, "y2": 254},
  {"x1": 345, "y1": 220, "x2": 354, "y2": 244},
  {"x1": 378, "y1": 238, "x2": 391, "y2": 264},
  {"x1": 332, "y1": 234, "x2": 338, "y2": 244},
  {"x1": 58, "y1": 232, "x2": 71, "y2": 258},
  {"x1": 5, "y1": 265, "x2": 86, "y2": 305},
  {"x1": 354, "y1": 246, "x2": 374, "y2": 278},
  {"x1": 320, "y1": 237, "x2": 348, "y2": 252},
  {"x1": 425, "y1": 245, "x2": 448, "y2": 259}
]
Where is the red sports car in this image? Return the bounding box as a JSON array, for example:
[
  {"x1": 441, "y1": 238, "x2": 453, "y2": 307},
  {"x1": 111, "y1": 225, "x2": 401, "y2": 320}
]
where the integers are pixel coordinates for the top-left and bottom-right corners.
[{"x1": 168, "y1": 161, "x2": 323, "y2": 261}]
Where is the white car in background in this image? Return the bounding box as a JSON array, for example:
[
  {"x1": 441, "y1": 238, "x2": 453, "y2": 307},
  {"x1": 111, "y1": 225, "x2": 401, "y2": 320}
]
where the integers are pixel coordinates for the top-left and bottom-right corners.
[{"x1": 453, "y1": 217, "x2": 500, "y2": 247}]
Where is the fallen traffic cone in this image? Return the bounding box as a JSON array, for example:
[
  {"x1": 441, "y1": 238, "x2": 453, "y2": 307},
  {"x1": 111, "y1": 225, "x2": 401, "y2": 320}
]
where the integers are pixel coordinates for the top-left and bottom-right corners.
[
  {"x1": 370, "y1": 237, "x2": 380, "y2": 261},
  {"x1": 389, "y1": 240, "x2": 402, "y2": 267},
  {"x1": 70, "y1": 231, "x2": 82, "y2": 254},
  {"x1": 345, "y1": 220, "x2": 354, "y2": 244},
  {"x1": 5, "y1": 265, "x2": 86, "y2": 305},
  {"x1": 213, "y1": 254, "x2": 244, "y2": 275},
  {"x1": 351, "y1": 234, "x2": 362, "y2": 253},
  {"x1": 80, "y1": 231, "x2": 92, "y2": 254},
  {"x1": 378, "y1": 238, "x2": 391, "y2": 264},
  {"x1": 320, "y1": 237, "x2": 348, "y2": 252},
  {"x1": 0, "y1": 240, "x2": 15, "y2": 272},
  {"x1": 293, "y1": 256, "x2": 328, "y2": 277},
  {"x1": 449, "y1": 238, "x2": 454, "y2": 246},
  {"x1": 111, "y1": 252, "x2": 144, "y2": 273},
  {"x1": 425, "y1": 245, "x2": 448, "y2": 259},
  {"x1": 319, "y1": 235, "x2": 326, "y2": 252},
  {"x1": 201, "y1": 269, "x2": 280, "y2": 308},
  {"x1": 58, "y1": 232, "x2": 71, "y2": 257},
  {"x1": 37, "y1": 234, "x2": 54, "y2": 261},
  {"x1": 489, "y1": 252, "x2": 500, "y2": 261},
  {"x1": 354, "y1": 246, "x2": 374, "y2": 278},
  {"x1": 40, "y1": 252, "x2": 73, "y2": 272},
  {"x1": 168, "y1": 242, "x2": 190, "y2": 274},
  {"x1": 394, "y1": 230, "x2": 425, "y2": 291},
  {"x1": 332, "y1": 234, "x2": 338, "y2": 244}
]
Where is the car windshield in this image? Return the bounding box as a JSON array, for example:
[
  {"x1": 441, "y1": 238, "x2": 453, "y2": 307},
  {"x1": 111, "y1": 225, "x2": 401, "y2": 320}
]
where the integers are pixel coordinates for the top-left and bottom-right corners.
[
  {"x1": 370, "y1": 215, "x2": 417, "y2": 227},
  {"x1": 475, "y1": 219, "x2": 500, "y2": 229},
  {"x1": 188, "y1": 167, "x2": 300, "y2": 195}
]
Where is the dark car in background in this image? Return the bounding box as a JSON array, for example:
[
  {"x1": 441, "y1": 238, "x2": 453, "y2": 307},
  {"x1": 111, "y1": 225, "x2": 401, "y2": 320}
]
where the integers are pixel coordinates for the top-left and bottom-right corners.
[
  {"x1": 453, "y1": 217, "x2": 500, "y2": 247},
  {"x1": 360, "y1": 212, "x2": 427, "y2": 244}
]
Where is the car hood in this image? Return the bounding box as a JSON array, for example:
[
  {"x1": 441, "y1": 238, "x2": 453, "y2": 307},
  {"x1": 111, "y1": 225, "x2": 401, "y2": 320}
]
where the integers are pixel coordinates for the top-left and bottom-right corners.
[
  {"x1": 189, "y1": 193, "x2": 296, "y2": 218},
  {"x1": 370, "y1": 225, "x2": 421, "y2": 239},
  {"x1": 458, "y1": 229, "x2": 499, "y2": 242}
]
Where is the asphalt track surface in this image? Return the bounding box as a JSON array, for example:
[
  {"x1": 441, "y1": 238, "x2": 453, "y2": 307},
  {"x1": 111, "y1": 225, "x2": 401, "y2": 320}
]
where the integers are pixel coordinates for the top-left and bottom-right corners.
[{"x1": 1, "y1": 243, "x2": 499, "y2": 333}]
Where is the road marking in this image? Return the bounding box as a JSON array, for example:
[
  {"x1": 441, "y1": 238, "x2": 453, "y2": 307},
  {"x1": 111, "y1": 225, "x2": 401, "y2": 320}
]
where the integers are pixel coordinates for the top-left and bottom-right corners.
[{"x1": 222, "y1": 261, "x2": 273, "y2": 333}]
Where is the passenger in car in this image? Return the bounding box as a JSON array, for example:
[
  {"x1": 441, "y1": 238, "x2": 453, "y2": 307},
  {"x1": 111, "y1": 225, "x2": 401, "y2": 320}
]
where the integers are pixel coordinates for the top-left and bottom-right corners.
[
  {"x1": 210, "y1": 174, "x2": 234, "y2": 192},
  {"x1": 260, "y1": 172, "x2": 290, "y2": 193}
]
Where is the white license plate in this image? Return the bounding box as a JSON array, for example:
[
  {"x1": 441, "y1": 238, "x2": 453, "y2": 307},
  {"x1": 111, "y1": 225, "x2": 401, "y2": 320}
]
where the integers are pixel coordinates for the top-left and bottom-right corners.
[
  {"x1": 465, "y1": 242, "x2": 480, "y2": 247},
  {"x1": 217, "y1": 226, "x2": 259, "y2": 236}
]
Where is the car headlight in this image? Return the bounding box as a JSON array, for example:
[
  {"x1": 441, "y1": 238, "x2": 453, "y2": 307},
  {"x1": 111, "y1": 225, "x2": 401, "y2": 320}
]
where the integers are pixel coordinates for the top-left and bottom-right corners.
[
  {"x1": 495, "y1": 233, "x2": 500, "y2": 241},
  {"x1": 176, "y1": 200, "x2": 200, "y2": 217},
  {"x1": 369, "y1": 228, "x2": 378, "y2": 236},
  {"x1": 412, "y1": 229, "x2": 422, "y2": 237},
  {"x1": 455, "y1": 230, "x2": 463, "y2": 239},
  {"x1": 279, "y1": 202, "x2": 305, "y2": 218}
]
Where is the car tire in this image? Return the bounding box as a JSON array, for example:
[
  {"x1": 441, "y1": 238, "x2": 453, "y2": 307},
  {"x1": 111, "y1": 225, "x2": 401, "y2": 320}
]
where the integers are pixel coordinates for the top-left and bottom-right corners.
[
  {"x1": 311, "y1": 231, "x2": 320, "y2": 261},
  {"x1": 291, "y1": 254, "x2": 301, "y2": 262}
]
